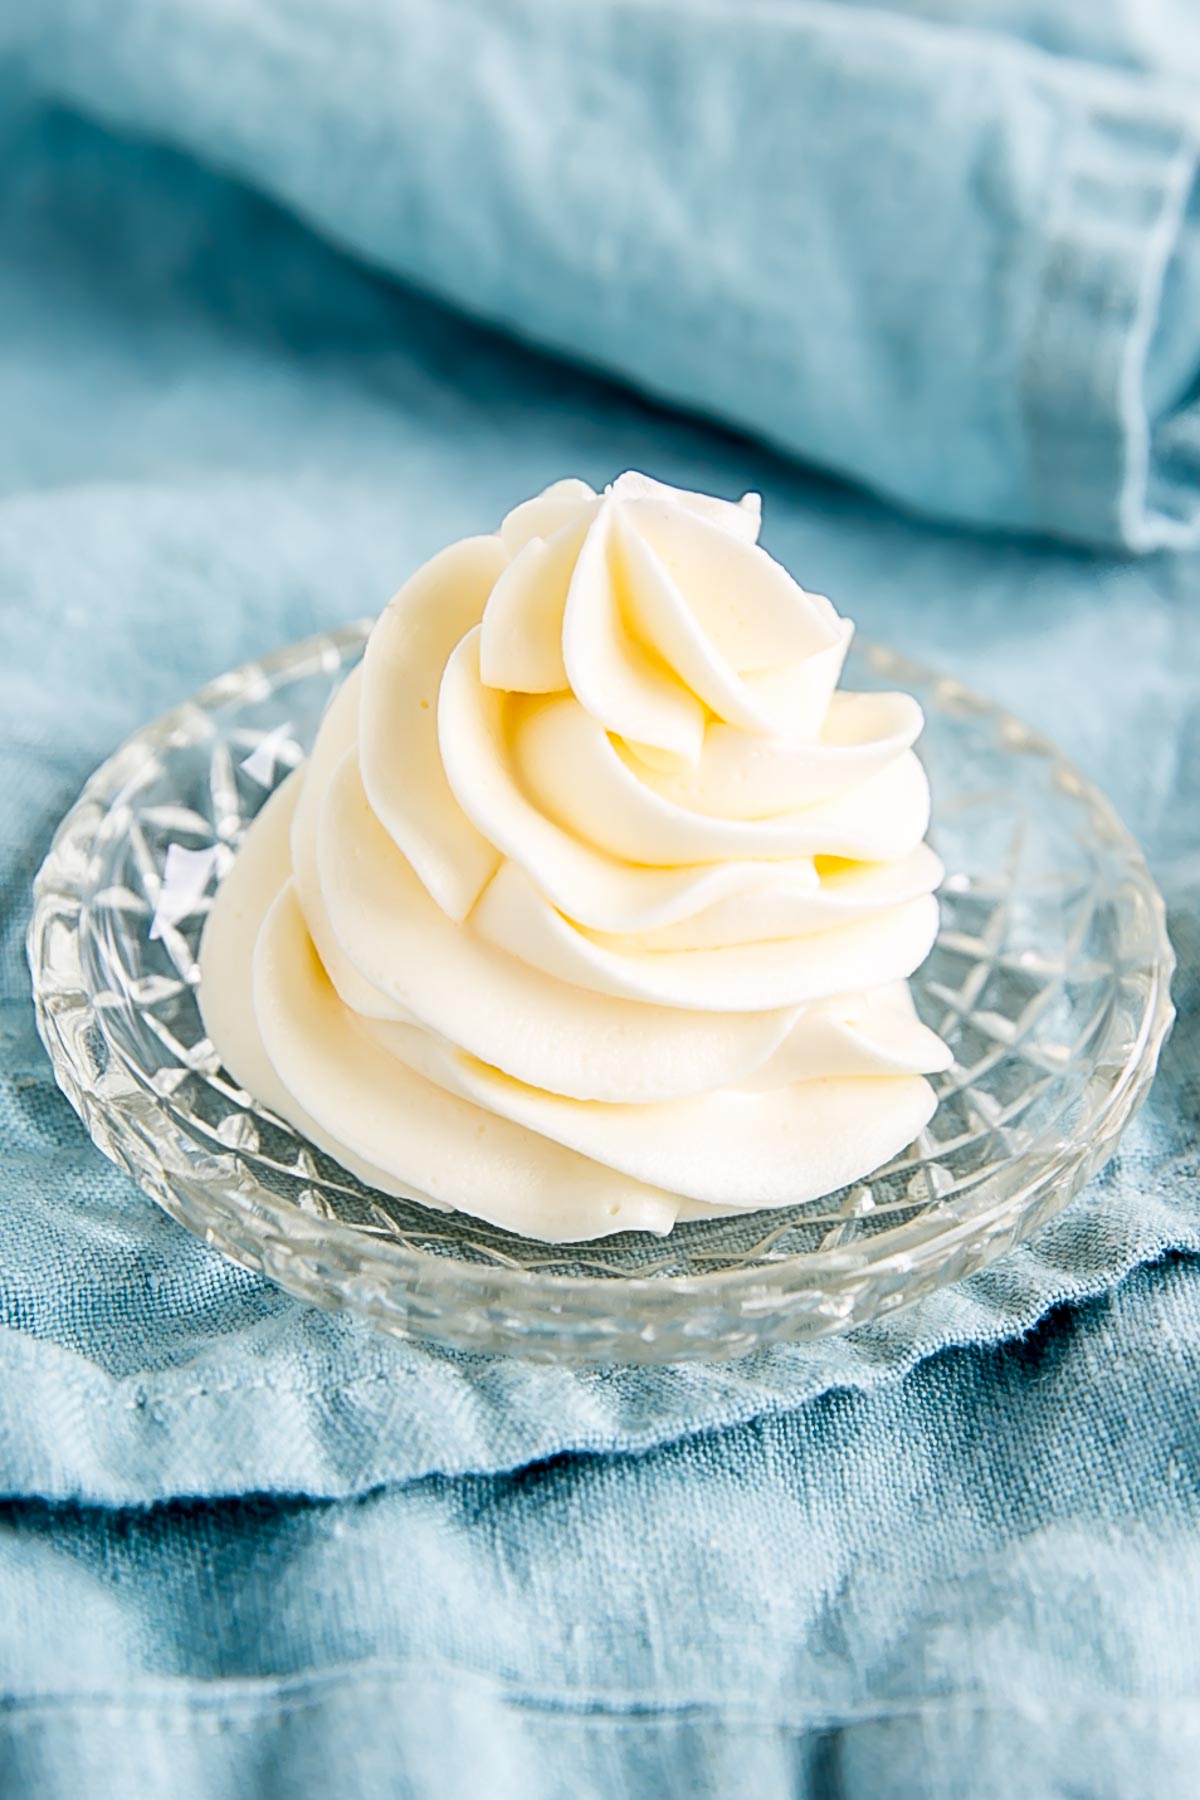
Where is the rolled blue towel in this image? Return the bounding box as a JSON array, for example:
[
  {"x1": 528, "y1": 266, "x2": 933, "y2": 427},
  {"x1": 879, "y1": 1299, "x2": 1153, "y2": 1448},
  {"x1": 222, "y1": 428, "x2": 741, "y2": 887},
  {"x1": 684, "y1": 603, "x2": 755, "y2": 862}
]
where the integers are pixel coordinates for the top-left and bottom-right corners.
[{"x1": 7, "y1": 0, "x2": 1200, "y2": 548}]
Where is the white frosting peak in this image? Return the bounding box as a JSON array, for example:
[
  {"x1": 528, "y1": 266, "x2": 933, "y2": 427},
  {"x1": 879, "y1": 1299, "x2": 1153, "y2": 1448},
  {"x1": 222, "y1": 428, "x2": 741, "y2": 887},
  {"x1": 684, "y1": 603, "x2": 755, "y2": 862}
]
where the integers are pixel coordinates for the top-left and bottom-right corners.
[{"x1": 200, "y1": 475, "x2": 949, "y2": 1241}]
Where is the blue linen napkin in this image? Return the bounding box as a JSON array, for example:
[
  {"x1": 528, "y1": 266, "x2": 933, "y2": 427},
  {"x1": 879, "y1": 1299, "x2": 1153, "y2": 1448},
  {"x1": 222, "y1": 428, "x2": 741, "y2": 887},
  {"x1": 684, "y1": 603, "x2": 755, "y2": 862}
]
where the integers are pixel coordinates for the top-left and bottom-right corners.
[
  {"x1": 1, "y1": 87, "x2": 1197, "y2": 1510},
  {"x1": 6, "y1": 0, "x2": 1200, "y2": 550},
  {"x1": 4, "y1": 1259, "x2": 1200, "y2": 1797},
  {"x1": 1, "y1": 48, "x2": 1199, "y2": 1800}
]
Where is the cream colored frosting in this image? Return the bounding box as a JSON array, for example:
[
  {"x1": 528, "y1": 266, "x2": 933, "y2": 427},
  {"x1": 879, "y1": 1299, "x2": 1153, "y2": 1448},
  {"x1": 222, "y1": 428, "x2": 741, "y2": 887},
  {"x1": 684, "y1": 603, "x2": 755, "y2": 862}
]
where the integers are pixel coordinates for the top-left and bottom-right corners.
[{"x1": 199, "y1": 473, "x2": 950, "y2": 1241}]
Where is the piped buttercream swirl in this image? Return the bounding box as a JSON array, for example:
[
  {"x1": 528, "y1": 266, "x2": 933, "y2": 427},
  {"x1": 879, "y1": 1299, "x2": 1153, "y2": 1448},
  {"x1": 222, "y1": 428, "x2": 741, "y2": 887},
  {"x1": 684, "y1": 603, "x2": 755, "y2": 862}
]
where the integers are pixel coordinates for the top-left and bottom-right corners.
[{"x1": 200, "y1": 473, "x2": 950, "y2": 1241}]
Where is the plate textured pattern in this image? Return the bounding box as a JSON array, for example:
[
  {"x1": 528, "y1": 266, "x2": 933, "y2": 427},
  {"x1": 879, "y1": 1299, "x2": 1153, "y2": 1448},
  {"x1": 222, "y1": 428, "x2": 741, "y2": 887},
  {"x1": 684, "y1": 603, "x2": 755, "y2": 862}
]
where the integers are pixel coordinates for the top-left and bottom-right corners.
[{"x1": 29, "y1": 626, "x2": 1175, "y2": 1362}]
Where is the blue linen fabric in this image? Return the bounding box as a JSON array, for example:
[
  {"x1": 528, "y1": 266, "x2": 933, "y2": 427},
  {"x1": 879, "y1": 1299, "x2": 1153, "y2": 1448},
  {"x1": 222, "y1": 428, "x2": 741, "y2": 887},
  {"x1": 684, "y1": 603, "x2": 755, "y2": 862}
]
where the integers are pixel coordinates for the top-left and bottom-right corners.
[
  {"x1": 0, "y1": 31, "x2": 1198, "y2": 1800},
  {"x1": 6, "y1": 0, "x2": 1200, "y2": 551},
  {"x1": 4, "y1": 1264, "x2": 1200, "y2": 1799}
]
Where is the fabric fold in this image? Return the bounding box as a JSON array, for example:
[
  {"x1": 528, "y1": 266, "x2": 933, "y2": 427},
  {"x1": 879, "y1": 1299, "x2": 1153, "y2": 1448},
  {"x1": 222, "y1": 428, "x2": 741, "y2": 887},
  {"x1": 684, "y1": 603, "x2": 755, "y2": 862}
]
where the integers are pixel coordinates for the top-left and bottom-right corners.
[
  {"x1": 6, "y1": 1254, "x2": 1200, "y2": 1800},
  {"x1": 7, "y1": 0, "x2": 1200, "y2": 546}
]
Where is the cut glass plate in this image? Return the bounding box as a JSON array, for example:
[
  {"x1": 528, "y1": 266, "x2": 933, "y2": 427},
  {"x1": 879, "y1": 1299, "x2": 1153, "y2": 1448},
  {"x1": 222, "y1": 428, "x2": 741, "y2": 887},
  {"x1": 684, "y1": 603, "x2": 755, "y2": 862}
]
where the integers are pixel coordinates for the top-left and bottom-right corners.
[{"x1": 29, "y1": 624, "x2": 1175, "y2": 1363}]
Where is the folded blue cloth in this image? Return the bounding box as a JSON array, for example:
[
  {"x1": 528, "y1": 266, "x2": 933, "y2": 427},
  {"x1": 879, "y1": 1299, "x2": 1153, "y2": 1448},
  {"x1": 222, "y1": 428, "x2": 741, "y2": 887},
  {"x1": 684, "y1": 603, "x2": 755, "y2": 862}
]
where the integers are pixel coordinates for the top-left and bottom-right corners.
[
  {"x1": 1, "y1": 36, "x2": 1199, "y2": 1800},
  {"x1": 7, "y1": 0, "x2": 1200, "y2": 549},
  {"x1": 1, "y1": 87, "x2": 1197, "y2": 1505},
  {"x1": 4, "y1": 1259, "x2": 1200, "y2": 1797}
]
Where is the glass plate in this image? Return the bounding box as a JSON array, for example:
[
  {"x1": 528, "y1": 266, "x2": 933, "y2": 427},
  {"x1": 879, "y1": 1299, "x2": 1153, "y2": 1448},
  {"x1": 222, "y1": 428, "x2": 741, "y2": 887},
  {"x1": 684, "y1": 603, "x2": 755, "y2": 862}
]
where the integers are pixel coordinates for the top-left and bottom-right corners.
[{"x1": 29, "y1": 624, "x2": 1175, "y2": 1363}]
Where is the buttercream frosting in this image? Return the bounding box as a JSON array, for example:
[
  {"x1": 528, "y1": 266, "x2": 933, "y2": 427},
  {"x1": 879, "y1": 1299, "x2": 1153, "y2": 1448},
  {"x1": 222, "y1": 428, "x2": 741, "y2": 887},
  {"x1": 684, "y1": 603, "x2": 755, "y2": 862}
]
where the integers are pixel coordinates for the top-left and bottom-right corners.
[{"x1": 199, "y1": 473, "x2": 950, "y2": 1241}]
